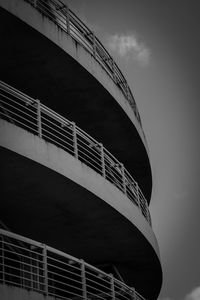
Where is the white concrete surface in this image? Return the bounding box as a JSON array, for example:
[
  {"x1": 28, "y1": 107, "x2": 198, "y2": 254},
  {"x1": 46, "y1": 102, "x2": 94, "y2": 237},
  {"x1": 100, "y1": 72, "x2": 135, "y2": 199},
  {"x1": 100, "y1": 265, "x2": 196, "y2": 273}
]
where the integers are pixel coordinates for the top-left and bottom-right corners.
[{"x1": 0, "y1": 119, "x2": 160, "y2": 259}]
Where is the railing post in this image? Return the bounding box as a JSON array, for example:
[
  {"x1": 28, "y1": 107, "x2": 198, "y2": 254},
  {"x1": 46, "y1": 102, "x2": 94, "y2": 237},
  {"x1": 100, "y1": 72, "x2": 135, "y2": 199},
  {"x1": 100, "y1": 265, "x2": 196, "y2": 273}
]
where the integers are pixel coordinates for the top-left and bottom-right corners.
[
  {"x1": 66, "y1": 4, "x2": 70, "y2": 34},
  {"x1": 132, "y1": 287, "x2": 136, "y2": 300},
  {"x1": 92, "y1": 32, "x2": 96, "y2": 58},
  {"x1": 72, "y1": 122, "x2": 78, "y2": 158},
  {"x1": 121, "y1": 163, "x2": 126, "y2": 195},
  {"x1": 100, "y1": 143, "x2": 106, "y2": 178},
  {"x1": 110, "y1": 274, "x2": 115, "y2": 300},
  {"x1": 112, "y1": 59, "x2": 116, "y2": 82},
  {"x1": 126, "y1": 84, "x2": 130, "y2": 101},
  {"x1": 80, "y1": 260, "x2": 87, "y2": 300},
  {"x1": 36, "y1": 99, "x2": 42, "y2": 138},
  {"x1": 148, "y1": 210, "x2": 152, "y2": 226},
  {"x1": 1, "y1": 236, "x2": 5, "y2": 283},
  {"x1": 33, "y1": 0, "x2": 37, "y2": 8},
  {"x1": 144, "y1": 198, "x2": 151, "y2": 226},
  {"x1": 136, "y1": 183, "x2": 141, "y2": 212},
  {"x1": 43, "y1": 244, "x2": 48, "y2": 296}
]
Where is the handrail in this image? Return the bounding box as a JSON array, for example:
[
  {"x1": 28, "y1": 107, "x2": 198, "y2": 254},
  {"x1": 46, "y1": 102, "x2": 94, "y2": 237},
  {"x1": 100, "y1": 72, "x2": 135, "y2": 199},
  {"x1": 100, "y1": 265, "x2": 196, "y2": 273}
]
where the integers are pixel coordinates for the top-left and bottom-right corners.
[
  {"x1": 22, "y1": 0, "x2": 143, "y2": 129},
  {"x1": 0, "y1": 80, "x2": 151, "y2": 226},
  {"x1": 0, "y1": 229, "x2": 146, "y2": 300}
]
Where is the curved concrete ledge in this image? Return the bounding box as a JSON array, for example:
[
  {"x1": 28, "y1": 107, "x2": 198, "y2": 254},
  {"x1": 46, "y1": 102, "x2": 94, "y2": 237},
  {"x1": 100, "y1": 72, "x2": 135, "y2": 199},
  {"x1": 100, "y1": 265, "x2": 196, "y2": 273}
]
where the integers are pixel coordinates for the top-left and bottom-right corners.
[
  {"x1": 0, "y1": 120, "x2": 162, "y2": 298},
  {"x1": 0, "y1": 120, "x2": 158, "y2": 257},
  {"x1": 0, "y1": 0, "x2": 147, "y2": 153},
  {"x1": 0, "y1": 284, "x2": 55, "y2": 300}
]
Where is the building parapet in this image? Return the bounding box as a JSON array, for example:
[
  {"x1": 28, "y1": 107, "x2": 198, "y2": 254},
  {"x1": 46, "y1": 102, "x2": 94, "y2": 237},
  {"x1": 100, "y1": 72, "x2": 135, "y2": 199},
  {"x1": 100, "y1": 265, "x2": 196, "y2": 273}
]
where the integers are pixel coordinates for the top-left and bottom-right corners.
[
  {"x1": 0, "y1": 80, "x2": 151, "y2": 225},
  {"x1": 22, "y1": 0, "x2": 143, "y2": 130},
  {"x1": 0, "y1": 229, "x2": 146, "y2": 300}
]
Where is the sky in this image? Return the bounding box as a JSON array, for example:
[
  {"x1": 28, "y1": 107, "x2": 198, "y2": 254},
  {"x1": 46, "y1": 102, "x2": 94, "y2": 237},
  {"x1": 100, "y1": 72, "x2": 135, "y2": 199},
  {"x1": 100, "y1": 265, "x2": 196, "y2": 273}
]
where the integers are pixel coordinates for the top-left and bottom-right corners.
[{"x1": 64, "y1": 1, "x2": 200, "y2": 299}]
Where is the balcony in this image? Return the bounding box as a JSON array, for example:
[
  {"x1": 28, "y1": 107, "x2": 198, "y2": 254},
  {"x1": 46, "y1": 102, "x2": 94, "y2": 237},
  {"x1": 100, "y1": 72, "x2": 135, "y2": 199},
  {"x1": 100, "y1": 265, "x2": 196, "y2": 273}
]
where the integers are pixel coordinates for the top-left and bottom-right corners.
[
  {"x1": 0, "y1": 229, "x2": 146, "y2": 300},
  {"x1": 0, "y1": 80, "x2": 151, "y2": 225},
  {"x1": 0, "y1": 0, "x2": 152, "y2": 201}
]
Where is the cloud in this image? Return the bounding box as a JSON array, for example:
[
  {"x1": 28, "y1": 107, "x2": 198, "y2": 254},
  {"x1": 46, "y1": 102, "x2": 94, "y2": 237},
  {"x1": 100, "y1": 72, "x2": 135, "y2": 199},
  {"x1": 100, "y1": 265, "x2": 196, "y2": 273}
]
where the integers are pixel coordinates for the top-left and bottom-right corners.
[
  {"x1": 186, "y1": 287, "x2": 200, "y2": 300},
  {"x1": 107, "y1": 33, "x2": 150, "y2": 66}
]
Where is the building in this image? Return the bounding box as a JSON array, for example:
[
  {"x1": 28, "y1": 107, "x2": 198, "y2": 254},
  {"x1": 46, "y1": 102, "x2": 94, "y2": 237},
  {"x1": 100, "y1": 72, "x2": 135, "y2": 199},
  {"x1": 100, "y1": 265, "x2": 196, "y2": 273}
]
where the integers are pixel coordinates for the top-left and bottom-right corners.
[{"x1": 0, "y1": 0, "x2": 162, "y2": 299}]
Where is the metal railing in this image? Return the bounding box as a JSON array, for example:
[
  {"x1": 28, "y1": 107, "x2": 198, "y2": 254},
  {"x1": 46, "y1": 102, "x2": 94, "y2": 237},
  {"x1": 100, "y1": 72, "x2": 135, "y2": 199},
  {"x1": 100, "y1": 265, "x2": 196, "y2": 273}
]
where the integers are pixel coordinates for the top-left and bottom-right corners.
[
  {"x1": 22, "y1": 0, "x2": 142, "y2": 128},
  {"x1": 0, "y1": 80, "x2": 151, "y2": 225},
  {"x1": 0, "y1": 229, "x2": 146, "y2": 300}
]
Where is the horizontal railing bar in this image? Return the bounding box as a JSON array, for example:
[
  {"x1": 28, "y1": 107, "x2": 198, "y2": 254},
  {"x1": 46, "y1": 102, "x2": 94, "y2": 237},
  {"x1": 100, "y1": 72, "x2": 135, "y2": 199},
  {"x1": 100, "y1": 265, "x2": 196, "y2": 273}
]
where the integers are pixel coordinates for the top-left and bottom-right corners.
[
  {"x1": 0, "y1": 229, "x2": 146, "y2": 300},
  {"x1": 2, "y1": 265, "x2": 45, "y2": 281},
  {"x1": 0, "y1": 114, "x2": 37, "y2": 134},
  {"x1": 86, "y1": 290, "x2": 106, "y2": 300},
  {"x1": 76, "y1": 146, "x2": 102, "y2": 167},
  {"x1": 48, "y1": 283, "x2": 83, "y2": 298},
  {"x1": 0, "y1": 276, "x2": 46, "y2": 292},
  {"x1": 48, "y1": 276, "x2": 82, "y2": 291},
  {"x1": 41, "y1": 133, "x2": 74, "y2": 155},
  {"x1": 41, "y1": 119, "x2": 73, "y2": 138},
  {"x1": 0, "y1": 84, "x2": 35, "y2": 106},
  {"x1": 47, "y1": 264, "x2": 81, "y2": 278},
  {"x1": 48, "y1": 271, "x2": 82, "y2": 287},
  {"x1": 86, "y1": 278, "x2": 111, "y2": 294},
  {"x1": 0, "y1": 100, "x2": 37, "y2": 121},
  {"x1": 41, "y1": 121, "x2": 73, "y2": 142},
  {"x1": 0, "y1": 94, "x2": 37, "y2": 115},
  {"x1": 0, "y1": 105, "x2": 37, "y2": 126}
]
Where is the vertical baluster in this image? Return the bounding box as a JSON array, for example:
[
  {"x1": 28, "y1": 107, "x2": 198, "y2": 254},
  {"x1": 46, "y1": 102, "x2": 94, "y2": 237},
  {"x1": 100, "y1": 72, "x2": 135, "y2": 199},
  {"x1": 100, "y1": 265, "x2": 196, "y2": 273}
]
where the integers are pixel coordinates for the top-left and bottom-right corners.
[
  {"x1": 80, "y1": 260, "x2": 87, "y2": 300},
  {"x1": 110, "y1": 274, "x2": 115, "y2": 300},
  {"x1": 36, "y1": 100, "x2": 42, "y2": 138},
  {"x1": 43, "y1": 244, "x2": 48, "y2": 296},
  {"x1": 66, "y1": 4, "x2": 70, "y2": 34},
  {"x1": 1, "y1": 236, "x2": 5, "y2": 283},
  {"x1": 136, "y1": 183, "x2": 141, "y2": 211},
  {"x1": 132, "y1": 287, "x2": 136, "y2": 300},
  {"x1": 112, "y1": 59, "x2": 116, "y2": 82},
  {"x1": 100, "y1": 143, "x2": 106, "y2": 178},
  {"x1": 92, "y1": 32, "x2": 96, "y2": 58},
  {"x1": 121, "y1": 163, "x2": 126, "y2": 195},
  {"x1": 72, "y1": 122, "x2": 78, "y2": 158},
  {"x1": 33, "y1": 0, "x2": 37, "y2": 8}
]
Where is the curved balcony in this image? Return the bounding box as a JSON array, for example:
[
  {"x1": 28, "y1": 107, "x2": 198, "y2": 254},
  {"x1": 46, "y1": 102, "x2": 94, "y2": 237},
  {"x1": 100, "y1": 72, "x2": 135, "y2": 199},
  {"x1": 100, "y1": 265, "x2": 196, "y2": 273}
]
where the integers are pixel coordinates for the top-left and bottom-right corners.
[
  {"x1": 0, "y1": 80, "x2": 151, "y2": 225},
  {"x1": 22, "y1": 0, "x2": 142, "y2": 130},
  {"x1": 0, "y1": 229, "x2": 146, "y2": 300},
  {"x1": 0, "y1": 0, "x2": 153, "y2": 202}
]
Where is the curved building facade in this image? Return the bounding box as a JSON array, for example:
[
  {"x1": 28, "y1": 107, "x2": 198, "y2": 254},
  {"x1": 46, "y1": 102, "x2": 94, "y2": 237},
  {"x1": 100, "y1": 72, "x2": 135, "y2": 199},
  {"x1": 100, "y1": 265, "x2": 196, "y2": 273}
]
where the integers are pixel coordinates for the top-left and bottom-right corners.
[{"x1": 0, "y1": 1, "x2": 162, "y2": 299}]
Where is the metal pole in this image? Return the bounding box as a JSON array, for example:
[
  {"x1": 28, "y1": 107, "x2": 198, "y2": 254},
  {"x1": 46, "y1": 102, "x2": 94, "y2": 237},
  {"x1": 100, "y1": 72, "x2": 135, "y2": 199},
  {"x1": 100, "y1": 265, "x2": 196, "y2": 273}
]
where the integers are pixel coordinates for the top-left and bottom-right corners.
[
  {"x1": 132, "y1": 287, "x2": 136, "y2": 300},
  {"x1": 43, "y1": 244, "x2": 48, "y2": 296},
  {"x1": 110, "y1": 274, "x2": 115, "y2": 300},
  {"x1": 92, "y1": 33, "x2": 96, "y2": 58},
  {"x1": 136, "y1": 183, "x2": 141, "y2": 212},
  {"x1": 66, "y1": 4, "x2": 70, "y2": 34},
  {"x1": 100, "y1": 143, "x2": 106, "y2": 178},
  {"x1": 80, "y1": 260, "x2": 87, "y2": 300},
  {"x1": 1, "y1": 236, "x2": 5, "y2": 283},
  {"x1": 37, "y1": 100, "x2": 42, "y2": 138},
  {"x1": 121, "y1": 163, "x2": 126, "y2": 195},
  {"x1": 112, "y1": 59, "x2": 116, "y2": 82},
  {"x1": 72, "y1": 122, "x2": 78, "y2": 158}
]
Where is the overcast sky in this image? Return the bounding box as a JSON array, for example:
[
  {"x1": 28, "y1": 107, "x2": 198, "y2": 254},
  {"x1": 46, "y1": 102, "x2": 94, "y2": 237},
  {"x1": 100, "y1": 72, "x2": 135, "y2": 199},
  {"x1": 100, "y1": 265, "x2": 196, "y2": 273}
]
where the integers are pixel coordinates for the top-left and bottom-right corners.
[{"x1": 65, "y1": 1, "x2": 200, "y2": 299}]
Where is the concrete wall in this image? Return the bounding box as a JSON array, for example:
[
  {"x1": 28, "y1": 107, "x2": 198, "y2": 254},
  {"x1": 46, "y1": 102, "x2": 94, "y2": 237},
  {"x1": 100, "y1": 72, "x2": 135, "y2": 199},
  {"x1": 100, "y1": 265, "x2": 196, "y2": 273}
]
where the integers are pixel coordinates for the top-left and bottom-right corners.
[
  {"x1": 0, "y1": 284, "x2": 55, "y2": 300},
  {"x1": 0, "y1": 119, "x2": 160, "y2": 258}
]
